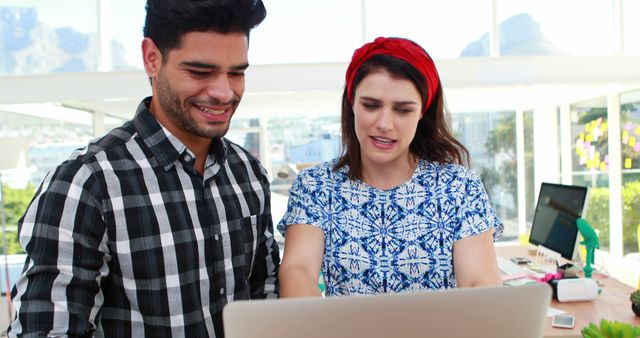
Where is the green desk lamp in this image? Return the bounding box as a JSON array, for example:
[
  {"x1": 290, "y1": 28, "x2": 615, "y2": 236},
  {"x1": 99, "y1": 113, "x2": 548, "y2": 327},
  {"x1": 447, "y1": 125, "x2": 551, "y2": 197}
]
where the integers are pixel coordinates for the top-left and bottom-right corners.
[{"x1": 576, "y1": 218, "x2": 599, "y2": 278}]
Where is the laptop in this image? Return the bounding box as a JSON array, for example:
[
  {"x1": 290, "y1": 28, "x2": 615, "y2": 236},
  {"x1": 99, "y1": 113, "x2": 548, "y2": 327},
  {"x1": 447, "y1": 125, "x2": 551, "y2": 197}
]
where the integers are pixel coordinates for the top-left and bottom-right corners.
[{"x1": 223, "y1": 283, "x2": 551, "y2": 338}]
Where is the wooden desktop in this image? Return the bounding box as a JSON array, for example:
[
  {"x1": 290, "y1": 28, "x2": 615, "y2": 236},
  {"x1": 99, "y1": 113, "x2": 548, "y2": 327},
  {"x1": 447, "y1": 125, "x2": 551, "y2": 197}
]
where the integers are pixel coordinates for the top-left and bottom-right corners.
[{"x1": 496, "y1": 245, "x2": 640, "y2": 338}]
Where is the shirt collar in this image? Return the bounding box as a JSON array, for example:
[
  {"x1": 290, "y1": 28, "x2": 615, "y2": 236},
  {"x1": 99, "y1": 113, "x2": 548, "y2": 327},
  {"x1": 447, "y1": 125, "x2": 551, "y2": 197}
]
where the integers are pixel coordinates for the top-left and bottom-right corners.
[{"x1": 133, "y1": 97, "x2": 228, "y2": 171}]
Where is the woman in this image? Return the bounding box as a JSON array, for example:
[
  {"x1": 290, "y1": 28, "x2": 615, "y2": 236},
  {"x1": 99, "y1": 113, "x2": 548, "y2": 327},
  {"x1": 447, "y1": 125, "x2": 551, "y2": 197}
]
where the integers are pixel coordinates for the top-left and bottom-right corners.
[{"x1": 277, "y1": 37, "x2": 503, "y2": 298}]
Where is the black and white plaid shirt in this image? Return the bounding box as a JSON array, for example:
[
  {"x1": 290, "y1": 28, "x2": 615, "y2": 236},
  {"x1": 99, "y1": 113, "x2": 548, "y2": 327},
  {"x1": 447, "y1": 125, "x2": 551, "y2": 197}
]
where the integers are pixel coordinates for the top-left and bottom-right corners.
[{"x1": 9, "y1": 97, "x2": 280, "y2": 337}]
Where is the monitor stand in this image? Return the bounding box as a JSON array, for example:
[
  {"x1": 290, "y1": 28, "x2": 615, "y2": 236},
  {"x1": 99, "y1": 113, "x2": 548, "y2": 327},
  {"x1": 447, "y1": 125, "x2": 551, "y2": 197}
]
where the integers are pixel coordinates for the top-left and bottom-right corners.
[
  {"x1": 534, "y1": 244, "x2": 585, "y2": 277},
  {"x1": 535, "y1": 245, "x2": 561, "y2": 265},
  {"x1": 529, "y1": 245, "x2": 561, "y2": 274}
]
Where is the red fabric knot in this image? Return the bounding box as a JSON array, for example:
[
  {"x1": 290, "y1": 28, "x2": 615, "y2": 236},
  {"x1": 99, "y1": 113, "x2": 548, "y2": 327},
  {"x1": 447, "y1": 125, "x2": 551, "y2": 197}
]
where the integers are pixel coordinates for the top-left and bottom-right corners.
[{"x1": 345, "y1": 37, "x2": 440, "y2": 113}]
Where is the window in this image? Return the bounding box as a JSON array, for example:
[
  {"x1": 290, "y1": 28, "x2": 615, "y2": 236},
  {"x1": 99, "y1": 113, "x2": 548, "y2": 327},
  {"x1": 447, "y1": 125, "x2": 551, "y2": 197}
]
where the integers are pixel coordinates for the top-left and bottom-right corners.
[
  {"x1": 229, "y1": 115, "x2": 341, "y2": 194},
  {"x1": 365, "y1": 0, "x2": 491, "y2": 58},
  {"x1": 620, "y1": 90, "x2": 640, "y2": 255},
  {"x1": 570, "y1": 97, "x2": 610, "y2": 251},
  {"x1": 453, "y1": 111, "x2": 518, "y2": 240},
  {"x1": 248, "y1": 0, "x2": 362, "y2": 64},
  {"x1": 0, "y1": 0, "x2": 99, "y2": 75},
  {"x1": 623, "y1": 0, "x2": 640, "y2": 55},
  {"x1": 0, "y1": 104, "x2": 94, "y2": 261},
  {"x1": 0, "y1": 104, "x2": 93, "y2": 188},
  {"x1": 104, "y1": 114, "x2": 128, "y2": 131},
  {"x1": 497, "y1": 0, "x2": 614, "y2": 56},
  {"x1": 107, "y1": 0, "x2": 146, "y2": 70}
]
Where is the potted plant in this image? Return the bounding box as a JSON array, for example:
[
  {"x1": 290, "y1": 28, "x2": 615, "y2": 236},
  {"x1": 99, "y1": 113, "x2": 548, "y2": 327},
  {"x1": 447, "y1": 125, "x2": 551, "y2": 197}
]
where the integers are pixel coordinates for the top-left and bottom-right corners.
[
  {"x1": 581, "y1": 319, "x2": 640, "y2": 337},
  {"x1": 631, "y1": 289, "x2": 640, "y2": 316}
]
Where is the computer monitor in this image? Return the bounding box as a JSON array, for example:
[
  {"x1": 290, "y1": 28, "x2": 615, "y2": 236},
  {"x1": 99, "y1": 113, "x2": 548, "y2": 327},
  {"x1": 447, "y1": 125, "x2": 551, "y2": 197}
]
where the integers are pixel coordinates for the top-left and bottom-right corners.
[{"x1": 529, "y1": 182, "x2": 589, "y2": 261}]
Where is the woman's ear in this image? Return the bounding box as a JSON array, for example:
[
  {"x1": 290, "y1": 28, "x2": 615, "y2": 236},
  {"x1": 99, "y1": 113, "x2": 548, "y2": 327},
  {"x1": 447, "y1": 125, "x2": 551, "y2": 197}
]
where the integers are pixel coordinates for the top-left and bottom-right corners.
[{"x1": 141, "y1": 37, "x2": 162, "y2": 79}]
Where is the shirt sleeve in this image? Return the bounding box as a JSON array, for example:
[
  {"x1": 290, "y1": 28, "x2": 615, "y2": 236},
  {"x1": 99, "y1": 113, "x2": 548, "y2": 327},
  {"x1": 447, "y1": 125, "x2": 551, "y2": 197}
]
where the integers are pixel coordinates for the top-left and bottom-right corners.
[
  {"x1": 248, "y1": 184, "x2": 281, "y2": 299},
  {"x1": 8, "y1": 160, "x2": 109, "y2": 337},
  {"x1": 276, "y1": 167, "x2": 327, "y2": 236},
  {"x1": 454, "y1": 168, "x2": 504, "y2": 242}
]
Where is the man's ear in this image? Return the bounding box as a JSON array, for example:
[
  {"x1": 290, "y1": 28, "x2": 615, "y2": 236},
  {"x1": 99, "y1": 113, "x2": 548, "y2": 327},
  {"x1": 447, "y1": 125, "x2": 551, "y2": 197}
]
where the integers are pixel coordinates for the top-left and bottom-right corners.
[{"x1": 142, "y1": 37, "x2": 162, "y2": 79}]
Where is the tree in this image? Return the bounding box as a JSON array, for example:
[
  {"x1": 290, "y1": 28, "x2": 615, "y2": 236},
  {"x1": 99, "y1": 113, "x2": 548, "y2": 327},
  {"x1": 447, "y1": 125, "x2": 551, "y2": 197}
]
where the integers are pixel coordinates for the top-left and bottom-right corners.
[
  {"x1": 585, "y1": 181, "x2": 640, "y2": 253},
  {"x1": 1, "y1": 183, "x2": 36, "y2": 254},
  {"x1": 482, "y1": 113, "x2": 535, "y2": 219}
]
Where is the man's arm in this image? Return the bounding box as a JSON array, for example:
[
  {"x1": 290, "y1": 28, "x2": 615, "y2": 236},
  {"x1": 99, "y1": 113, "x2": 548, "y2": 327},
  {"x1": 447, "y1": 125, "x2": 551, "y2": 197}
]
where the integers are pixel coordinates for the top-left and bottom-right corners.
[
  {"x1": 9, "y1": 161, "x2": 109, "y2": 337},
  {"x1": 248, "y1": 189, "x2": 280, "y2": 299}
]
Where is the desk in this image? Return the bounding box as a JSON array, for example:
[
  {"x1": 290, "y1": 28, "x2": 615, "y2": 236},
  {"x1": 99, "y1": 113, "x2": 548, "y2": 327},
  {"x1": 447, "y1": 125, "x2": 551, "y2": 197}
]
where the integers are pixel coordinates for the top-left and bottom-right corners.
[{"x1": 496, "y1": 245, "x2": 640, "y2": 337}]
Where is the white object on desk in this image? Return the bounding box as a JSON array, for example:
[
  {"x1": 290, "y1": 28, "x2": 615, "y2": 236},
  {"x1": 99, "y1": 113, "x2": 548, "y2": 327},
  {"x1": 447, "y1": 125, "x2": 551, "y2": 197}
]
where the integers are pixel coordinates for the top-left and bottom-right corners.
[
  {"x1": 497, "y1": 256, "x2": 547, "y2": 279},
  {"x1": 546, "y1": 306, "x2": 566, "y2": 317},
  {"x1": 497, "y1": 256, "x2": 529, "y2": 276},
  {"x1": 556, "y1": 278, "x2": 599, "y2": 302}
]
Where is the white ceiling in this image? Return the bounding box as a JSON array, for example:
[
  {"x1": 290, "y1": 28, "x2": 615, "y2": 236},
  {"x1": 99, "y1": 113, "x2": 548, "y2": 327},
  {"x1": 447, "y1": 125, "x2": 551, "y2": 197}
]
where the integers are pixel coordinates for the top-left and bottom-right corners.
[{"x1": 1, "y1": 55, "x2": 640, "y2": 120}]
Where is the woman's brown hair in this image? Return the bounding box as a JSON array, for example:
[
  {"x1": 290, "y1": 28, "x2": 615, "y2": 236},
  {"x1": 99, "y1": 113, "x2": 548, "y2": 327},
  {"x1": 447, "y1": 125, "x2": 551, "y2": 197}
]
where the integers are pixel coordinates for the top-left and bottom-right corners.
[{"x1": 333, "y1": 54, "x2": 469, "y2": 179}]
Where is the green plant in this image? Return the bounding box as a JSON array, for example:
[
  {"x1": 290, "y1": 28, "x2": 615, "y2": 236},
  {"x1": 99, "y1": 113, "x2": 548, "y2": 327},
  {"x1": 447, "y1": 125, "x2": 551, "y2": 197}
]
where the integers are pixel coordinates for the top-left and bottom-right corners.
[
  {"x1": 581, "y1": 319, "x2": 640, "y2": 338},
  {"x1": 1, "y1": 183, "x2": 35, "y2": 255},
  {"x1": 2, "y1": 183, "x2": 36, "y2": 226},
  {"x1": 632, "y1": 290, "x2": 640, "y2": 306},
  {"x1": 585, "y1": 181, "x2": 640, "y2": 253}
]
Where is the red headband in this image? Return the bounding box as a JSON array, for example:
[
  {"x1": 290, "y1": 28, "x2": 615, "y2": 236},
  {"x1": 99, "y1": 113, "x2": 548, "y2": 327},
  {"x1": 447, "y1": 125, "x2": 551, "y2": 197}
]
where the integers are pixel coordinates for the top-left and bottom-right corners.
[{"x1": 346, "y1": 37, "x2": 440, "y2": 112}]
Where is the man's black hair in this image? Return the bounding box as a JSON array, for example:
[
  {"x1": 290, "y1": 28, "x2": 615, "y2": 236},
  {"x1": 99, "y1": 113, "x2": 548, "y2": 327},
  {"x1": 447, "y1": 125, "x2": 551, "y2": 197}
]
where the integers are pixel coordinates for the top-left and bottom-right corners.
[{"x1": 143, "y1": 0, "x2": 266, "y2": 56}]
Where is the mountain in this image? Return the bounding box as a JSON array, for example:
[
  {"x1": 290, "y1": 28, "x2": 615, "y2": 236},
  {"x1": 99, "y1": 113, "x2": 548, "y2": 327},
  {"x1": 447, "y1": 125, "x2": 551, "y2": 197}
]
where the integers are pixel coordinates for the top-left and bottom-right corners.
[
  {"x1": 460, "y1": 13, "x2": 567, "y2": 57},
  {"x1": 0, "y1": 6, "x2": 131, "y2": 75}
]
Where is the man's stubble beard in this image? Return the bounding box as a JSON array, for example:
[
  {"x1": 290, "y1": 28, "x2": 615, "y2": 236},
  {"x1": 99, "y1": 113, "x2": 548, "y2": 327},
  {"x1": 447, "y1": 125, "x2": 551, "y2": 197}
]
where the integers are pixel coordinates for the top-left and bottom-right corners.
[{"x1": 157, "y1": 72, "x2": 236, "y2": 140}]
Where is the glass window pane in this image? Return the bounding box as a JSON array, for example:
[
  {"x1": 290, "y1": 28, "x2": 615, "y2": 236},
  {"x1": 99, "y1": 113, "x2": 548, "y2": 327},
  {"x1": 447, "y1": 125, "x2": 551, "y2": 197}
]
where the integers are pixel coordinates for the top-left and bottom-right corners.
[
  {"x1": 249, "y1": 0, "x2": 362, "y2": 64},
  {"x1": 497, "y1": 0, "x2": 614, "y2": 56},
  {"x1": 624, "y1": 0, "x2": 640, "y2": 55},
  {"x1": 0, "y1": 104, "x2": 93, "y2": 188},
  {"x1": 105, "y1": 114, "x2": 128, "y2": 131},
  {"x1": 229, "y1": 115, "x2": 341, "y2": 194},
  {"x1": 620, "y1": 90, "x2": 640, "y2": 255},
  {"x1": 570, "y1": 97, "x2": 610, "y2": 251},
  {"x1": 453, "y1": 111, "x2": 518, "y2": 241},
  {"x1": 107, "y1": 0, "x2": 146, "y2": 70},
  {"x1": 227, "y1": 118, "x2": 263, "y2": 161},
  {"x1": 268, "y1": 115, "x2": 341, "y2": 191},
  {"x1": 0, "y1": 0, "x2": 98, "y2": 75},
  {"x1": 0, "y1": 104, "x2": 93, "y2": 275},
  {"x1": 366, "y1": 0, "x2": 491, "y2": 59}
]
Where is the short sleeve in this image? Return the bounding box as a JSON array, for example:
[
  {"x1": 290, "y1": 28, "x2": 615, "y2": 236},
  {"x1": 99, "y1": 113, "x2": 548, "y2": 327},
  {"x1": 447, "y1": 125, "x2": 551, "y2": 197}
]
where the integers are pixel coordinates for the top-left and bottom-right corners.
[
  {"x1": 454, "y1": 169, "x2": 504, "y2": 242},
  {"x1": 276, "y1": 167, "x2": 328, "y2": 236}
]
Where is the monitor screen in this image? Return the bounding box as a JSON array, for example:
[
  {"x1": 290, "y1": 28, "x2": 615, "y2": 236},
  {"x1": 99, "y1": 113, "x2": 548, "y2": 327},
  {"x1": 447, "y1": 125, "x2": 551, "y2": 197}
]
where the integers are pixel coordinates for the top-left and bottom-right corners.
[{"x1": 528, "y1": 183, "x2": 589, "y2": 261}]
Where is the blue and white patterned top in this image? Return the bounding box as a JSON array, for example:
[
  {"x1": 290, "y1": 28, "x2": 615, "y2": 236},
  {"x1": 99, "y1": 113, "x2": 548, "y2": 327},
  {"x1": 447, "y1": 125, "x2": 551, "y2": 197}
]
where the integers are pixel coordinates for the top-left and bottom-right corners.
[{"x1": 278, "y1": 159, "x2": 503, "y2": 296}]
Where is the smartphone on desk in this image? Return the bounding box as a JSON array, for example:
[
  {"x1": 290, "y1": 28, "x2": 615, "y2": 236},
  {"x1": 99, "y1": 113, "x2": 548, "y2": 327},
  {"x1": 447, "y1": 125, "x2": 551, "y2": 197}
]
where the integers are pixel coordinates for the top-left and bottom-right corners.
[
  {"x1": 510, "y1": 256, "x2": 531, "y2": 265},
  {"x1": 551, "y1": 314, "x2": 575, "y2": 329}
]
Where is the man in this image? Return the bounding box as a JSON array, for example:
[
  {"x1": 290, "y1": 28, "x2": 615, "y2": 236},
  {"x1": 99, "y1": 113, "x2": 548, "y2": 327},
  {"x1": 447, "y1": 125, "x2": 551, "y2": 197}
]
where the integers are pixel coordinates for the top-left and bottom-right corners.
[{"x1": 8, "y1": 0, "x2": 279, "y2": 336}]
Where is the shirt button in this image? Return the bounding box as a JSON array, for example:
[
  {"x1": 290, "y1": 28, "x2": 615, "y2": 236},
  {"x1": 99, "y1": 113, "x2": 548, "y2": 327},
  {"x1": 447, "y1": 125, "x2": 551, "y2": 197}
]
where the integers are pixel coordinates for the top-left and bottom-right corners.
[
  {"x1": 214, "y1": 234, "x2": 220, "y2": 241},
  {"x1": 183, "y1": 154, "x2": 192, "y2": 162},
  {"x1": 220, "y1": 288, "x2": 225, "y2": 295}
]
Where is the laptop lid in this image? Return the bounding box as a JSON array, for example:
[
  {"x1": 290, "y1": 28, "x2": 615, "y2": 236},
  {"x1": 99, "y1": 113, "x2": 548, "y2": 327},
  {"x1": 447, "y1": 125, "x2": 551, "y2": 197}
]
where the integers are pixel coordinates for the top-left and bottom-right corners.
[{"x1": 223, "y1": 283, "x2": 551, "y2": 338}]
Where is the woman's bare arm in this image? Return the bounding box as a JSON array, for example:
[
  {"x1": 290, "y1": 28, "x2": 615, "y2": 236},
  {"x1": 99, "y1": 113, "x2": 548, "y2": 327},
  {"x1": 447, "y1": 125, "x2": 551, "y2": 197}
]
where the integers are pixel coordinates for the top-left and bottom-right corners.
[{"x1": 279, "y1": 223, "x2": 326, "y2": 298}]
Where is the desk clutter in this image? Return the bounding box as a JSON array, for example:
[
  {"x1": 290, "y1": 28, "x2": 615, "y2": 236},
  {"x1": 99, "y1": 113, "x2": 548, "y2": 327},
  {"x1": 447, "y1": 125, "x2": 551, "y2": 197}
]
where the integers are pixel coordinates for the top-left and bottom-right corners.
[
  {"x1": 497, "y1": 245, "x2": 640, "y2": 335},
  {"x1": 498, "y1": 256, "x2": 602, "y2": 302}
]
